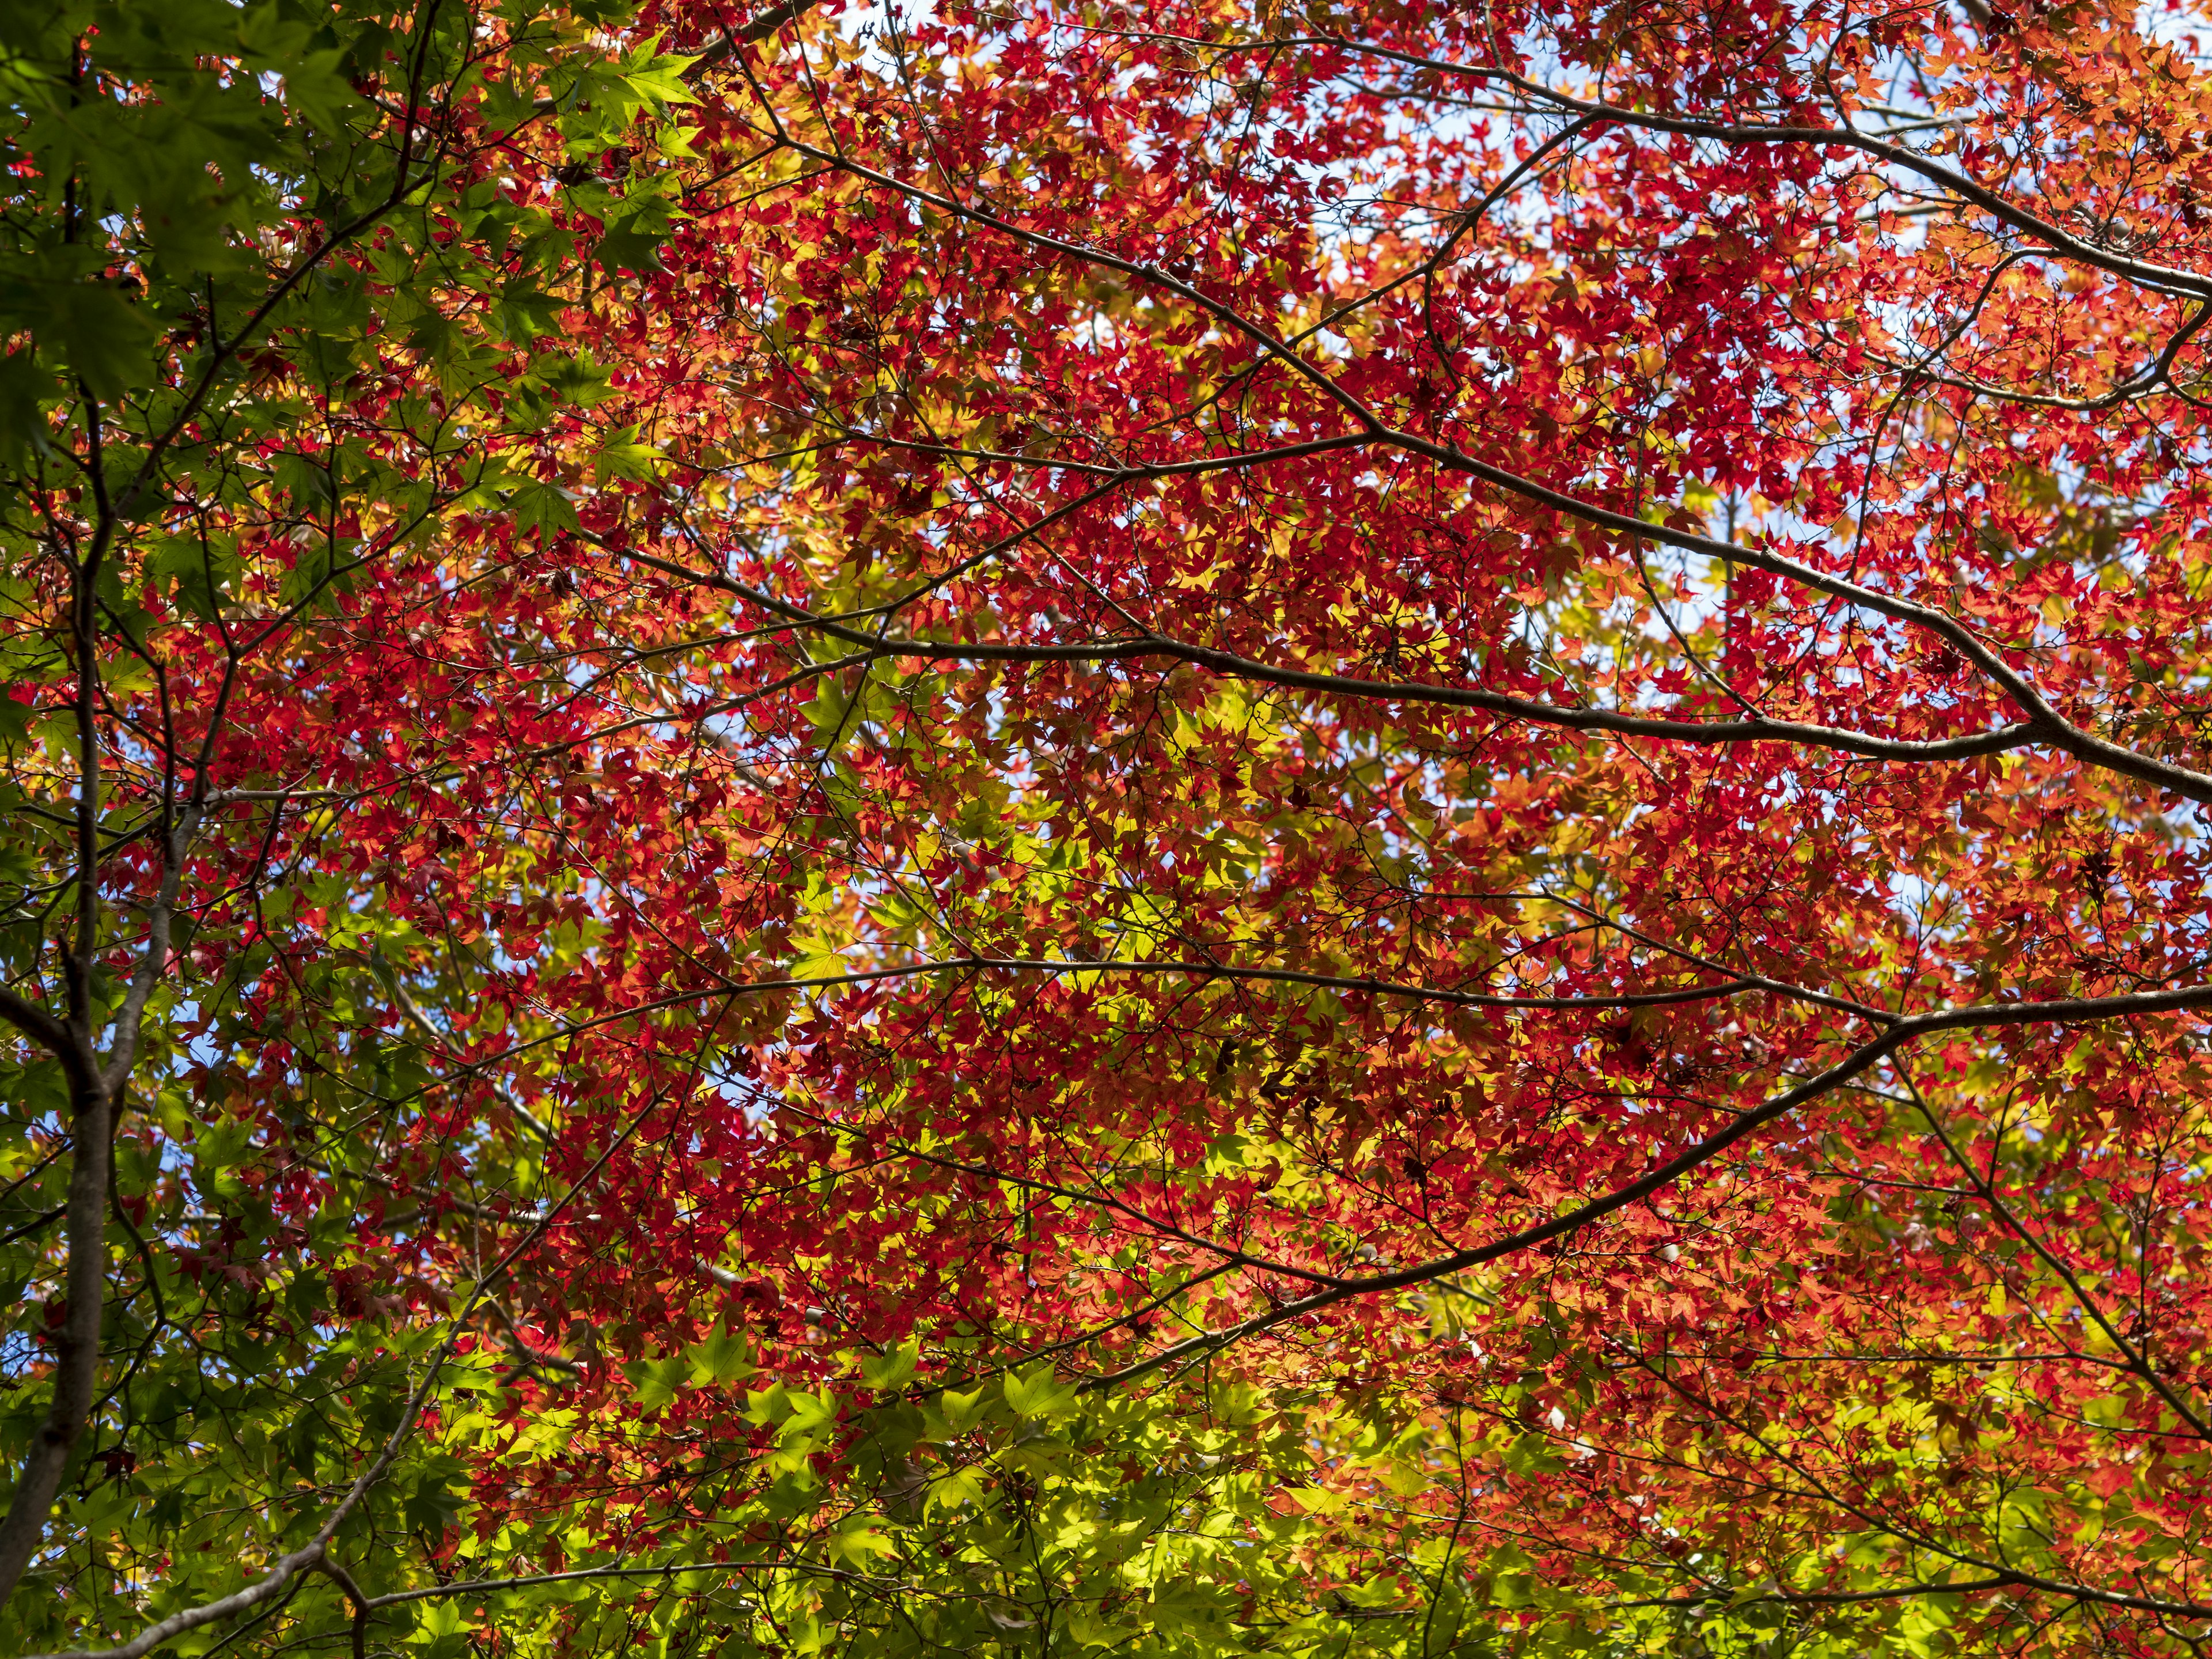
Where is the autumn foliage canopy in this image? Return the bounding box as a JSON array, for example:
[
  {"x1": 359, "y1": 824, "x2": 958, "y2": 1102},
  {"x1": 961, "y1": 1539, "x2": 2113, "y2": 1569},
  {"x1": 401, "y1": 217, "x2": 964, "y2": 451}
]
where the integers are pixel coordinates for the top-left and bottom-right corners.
[{"x1": 9, "y1": 0, "x2": 2212, "y2": 1653}]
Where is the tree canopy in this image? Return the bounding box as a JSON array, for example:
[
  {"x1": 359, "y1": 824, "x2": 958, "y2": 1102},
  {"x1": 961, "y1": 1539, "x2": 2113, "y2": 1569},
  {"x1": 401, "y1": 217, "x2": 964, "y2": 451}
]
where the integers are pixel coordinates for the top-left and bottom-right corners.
[{"x1": 9, "y1": 1, "x2": 2212, "y2": 1655}]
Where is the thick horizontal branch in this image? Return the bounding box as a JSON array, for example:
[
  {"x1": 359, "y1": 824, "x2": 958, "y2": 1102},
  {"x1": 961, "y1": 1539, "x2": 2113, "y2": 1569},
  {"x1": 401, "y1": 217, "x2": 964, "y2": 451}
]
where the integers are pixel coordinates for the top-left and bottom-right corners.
[
  {"x1": 959, "y1": 956, "x2": 1765, "y2": 1012},
  {"x1": 1089, "y1": 977, "x2": 2212, "y2": 1385},
  {"x1": 410, "y1": 953, "x2": 1849, "y2": 1102},
  {"x1": 1375, "y1": 426, "x2": 2212, "y2": 806},
  {"x1": 411, "y1": 952, "x2": 2212, "y2": 1111},
  {"x1": 601, "y1": 540, "x2": 2045, "y2": 770},
  {"x1": 1088, "y1": 1028, "x2": 1910, "y2": 1386}
]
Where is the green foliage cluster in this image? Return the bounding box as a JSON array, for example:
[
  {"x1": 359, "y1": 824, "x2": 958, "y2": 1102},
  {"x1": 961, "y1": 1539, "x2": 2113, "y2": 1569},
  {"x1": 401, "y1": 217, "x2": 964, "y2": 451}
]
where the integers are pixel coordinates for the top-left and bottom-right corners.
[{"x1": 0, "y1": 1, "x2": 703, "y2": 1652}]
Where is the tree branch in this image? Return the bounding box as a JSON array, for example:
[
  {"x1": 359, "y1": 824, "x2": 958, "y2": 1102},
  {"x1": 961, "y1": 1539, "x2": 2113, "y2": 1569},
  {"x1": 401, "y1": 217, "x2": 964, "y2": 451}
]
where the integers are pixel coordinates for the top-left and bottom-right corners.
[
  {"x1": 738, "y1": 133, "x2": 2212, "y2": 808},
  {"x1": 1090, "y1": 977, "x2": 2212, "y2": 1385}
]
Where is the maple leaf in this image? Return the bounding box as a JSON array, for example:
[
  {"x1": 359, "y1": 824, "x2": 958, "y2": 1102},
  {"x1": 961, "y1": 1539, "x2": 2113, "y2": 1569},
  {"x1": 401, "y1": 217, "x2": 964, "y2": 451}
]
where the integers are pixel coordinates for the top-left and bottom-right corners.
[{"x1": 13, "y1": 1, "x2": 2212, "y2": 1655}]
